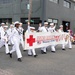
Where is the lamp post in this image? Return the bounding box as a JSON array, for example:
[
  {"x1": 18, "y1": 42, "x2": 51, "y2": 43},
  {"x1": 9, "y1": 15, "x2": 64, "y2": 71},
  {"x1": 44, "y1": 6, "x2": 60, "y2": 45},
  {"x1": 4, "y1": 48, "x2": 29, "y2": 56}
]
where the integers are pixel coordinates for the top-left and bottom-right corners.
[
  {"x1": 41, "y1": 0, "x2": 45, "y2": 26},
  {"x1": 28, "y1": 0, "x2": 33, "y2": 22}
]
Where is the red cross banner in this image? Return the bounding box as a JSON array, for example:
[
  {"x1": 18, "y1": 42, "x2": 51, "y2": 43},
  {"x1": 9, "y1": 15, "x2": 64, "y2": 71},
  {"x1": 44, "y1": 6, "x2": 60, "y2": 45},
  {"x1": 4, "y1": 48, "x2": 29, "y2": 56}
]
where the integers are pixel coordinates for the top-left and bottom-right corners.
[{"x1": 24, "y1": 32, "x2": 70, "y2": 49}]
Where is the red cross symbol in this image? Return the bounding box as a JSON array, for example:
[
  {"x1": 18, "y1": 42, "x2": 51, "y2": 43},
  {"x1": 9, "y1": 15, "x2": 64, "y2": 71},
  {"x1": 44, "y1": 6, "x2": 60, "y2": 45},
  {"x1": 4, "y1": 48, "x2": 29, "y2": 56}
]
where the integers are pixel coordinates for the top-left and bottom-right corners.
[{"x1": 27, "y1": 35, "x2": 35, "y2": 46}]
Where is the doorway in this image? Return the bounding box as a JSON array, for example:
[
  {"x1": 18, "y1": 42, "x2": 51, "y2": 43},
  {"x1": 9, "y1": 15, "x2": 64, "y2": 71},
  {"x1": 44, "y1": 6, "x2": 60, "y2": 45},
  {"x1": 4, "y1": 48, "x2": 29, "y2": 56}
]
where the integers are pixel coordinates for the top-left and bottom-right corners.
[{"x1": 62, "y1": 21, "x2": 70, "y2": 32}]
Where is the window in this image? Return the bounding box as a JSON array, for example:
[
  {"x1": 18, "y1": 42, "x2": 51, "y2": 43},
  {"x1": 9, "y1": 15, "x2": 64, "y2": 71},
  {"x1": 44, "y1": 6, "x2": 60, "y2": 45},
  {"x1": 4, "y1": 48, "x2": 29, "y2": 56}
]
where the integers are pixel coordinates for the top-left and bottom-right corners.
[
  {"x1": 0, "y1": 18, "x2": 12, "y2": 24},
  {"x1": 21, "y1": 18, "x2": 40, "y2": 24},
  {"x1": 0, "y1": 0, "x2": 12, "y2": 4},
  {"x1": 48, "y1": 18, "x2": 58, "y2": 25},
  {"x1": 49, "y1": 0, "x2": 59, "y2": 4},
  {"x1": 63, "y1": 0, "x2": 71, "y2": 8}
]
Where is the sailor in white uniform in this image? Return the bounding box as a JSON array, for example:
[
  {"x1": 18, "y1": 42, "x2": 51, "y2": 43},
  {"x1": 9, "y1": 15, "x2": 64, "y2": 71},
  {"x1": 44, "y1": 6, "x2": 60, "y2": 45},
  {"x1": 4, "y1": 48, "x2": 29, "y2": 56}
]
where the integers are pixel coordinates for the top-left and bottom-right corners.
[
  {"x1": 38, "y1": 23, "x2": 42, "y2": 32},
  {"x1": 58, "y1": 25, "x2": 66, "y2": 50},
  {"x1": 58, "y1": 25, "x2": 72, "y2": 50},
  {"x1": 39, "y1": 22, "x2": 48, "y2": 54},
  {"x1": 7, "y1": 24, "x2": 14, "y2": 45},
  {"x1": 48, "y1": 23, "x2": 56, "y2": 33},
  {"x1": 48, "y1": 23, "x2": 56, "y2": 53},
  {"x1": 9, "y1": 21, "x2": 22, "y2": 62},
  {"x1": 58, "y1": 25, "x2": 64, "y2": 33},
  {"x1": 19, "y1": 23, "x2": 24, "y2": 50},
  {"x1": 0, "y1": 24, "x2": 10, "y2": 55},
  {"x1": 26, "y1": 22, "x2": 37, "y2": 57},
  {"x1": 0, "y1": 23, "x2": 5, "y2": 38},
  {"x1": 0, "y1": 23, "x2": 5, "y2": 31},
  {"x1": 67, "y1": 30, "x2": 73, "y2": 49}
]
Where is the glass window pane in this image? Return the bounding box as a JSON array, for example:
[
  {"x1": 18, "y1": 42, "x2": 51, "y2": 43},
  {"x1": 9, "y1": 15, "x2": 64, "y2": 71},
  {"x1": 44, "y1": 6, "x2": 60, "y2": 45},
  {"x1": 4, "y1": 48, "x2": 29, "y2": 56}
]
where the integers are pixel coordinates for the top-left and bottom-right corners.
[
  {"x1": 48, "y1": 19, "x2": 53, "y2": 22},
  {"x1": 49, "y1": 0, "x2": 58, "y2": 4},
  {"x1": 0, "y1": 0, "x2": 12, "y2": 4},
  {"x1": 63, "y1": 0, "x2": 71, "y2": 8},
  {"x1": 53, "y1": 20, "x2": 58, "y2": 23},
  {"x1": 64, "y1": 1, "x2": 66, "y2": 7}
]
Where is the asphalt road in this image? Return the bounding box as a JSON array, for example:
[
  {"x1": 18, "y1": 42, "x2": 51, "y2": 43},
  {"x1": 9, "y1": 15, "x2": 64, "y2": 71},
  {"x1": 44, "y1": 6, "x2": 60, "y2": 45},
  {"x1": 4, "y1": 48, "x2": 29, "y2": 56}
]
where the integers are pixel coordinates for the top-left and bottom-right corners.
[{"x1": 0, "y1": 44, "x2": 75, "y2": 75}]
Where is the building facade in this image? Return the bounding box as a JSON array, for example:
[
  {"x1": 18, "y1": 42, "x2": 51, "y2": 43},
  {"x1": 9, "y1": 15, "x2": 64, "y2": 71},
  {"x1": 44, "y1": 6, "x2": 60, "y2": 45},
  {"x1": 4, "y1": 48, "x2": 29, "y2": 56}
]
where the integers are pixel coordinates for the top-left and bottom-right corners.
[
  {"x1": 44, "y1": 0, "x2": 75, "y2": 32},
  {"x1": 0, "y1": 0, "x2": 75, "y2": 32},
  {"x1": 0, "y1": 0, "x2": 42, "y2": 24}
]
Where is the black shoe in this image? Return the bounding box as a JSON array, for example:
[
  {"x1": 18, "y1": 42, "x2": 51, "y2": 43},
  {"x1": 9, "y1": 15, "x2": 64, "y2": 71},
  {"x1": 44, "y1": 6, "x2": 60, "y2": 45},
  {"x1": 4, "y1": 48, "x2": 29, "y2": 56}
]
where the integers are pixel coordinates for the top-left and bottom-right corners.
[
  {"x1": 18, "y1": 58, "x2": 22, "y2": 62},
  {"x1": 34, "y1": 55, "x2": 38, "y2": 57},
  {"x1": 8, "y1": 45, "x2": 11, "y2": 46},
  {"x1": 43, "y1": 52, "x2": 47, "y2": 54},
  {"x1": 6, "y1": 53, "x2": 10, "y2": 55},
  {"x1": 41, "y1": 50, "x2": 44, "y2": 54},
  {"x1": 62, "y1": 49, "x2": 66, "y2": 50},
  {"x1": 41, "y1": 50, "x2": 47, "y2": 54},
  {"x1": 9, "y1": 53, "x2": 12, "y2": 58},
  {"x1": 23, "y1": 50, "x2": 27, "y2": 52},
  {"x1": 51, "y1": 51, "x2": 55, "y2": 53}
]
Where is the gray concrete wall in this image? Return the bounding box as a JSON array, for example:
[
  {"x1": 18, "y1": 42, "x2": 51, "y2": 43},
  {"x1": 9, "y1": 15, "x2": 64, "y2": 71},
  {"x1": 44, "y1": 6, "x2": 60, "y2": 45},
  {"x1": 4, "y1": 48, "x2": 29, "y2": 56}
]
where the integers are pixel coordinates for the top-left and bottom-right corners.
[
  {"x1": 0, "y1": 0, "x2": 21, "y2": 21},
  {"x1": 20, "y1": 0, "x2": 42, "y2": 18},
  {"x1": 45, "y1": 0, "x2": 75, "y2": 32},
  {"x1": 0, "y1": 3, "x2": 13, "y2": 18},
  {"x1": 0, "y1": 0, "x2": 42, "y2": 21},
  {"x1": 0, "y1": 0, "x2": 75, "y2": 32}
]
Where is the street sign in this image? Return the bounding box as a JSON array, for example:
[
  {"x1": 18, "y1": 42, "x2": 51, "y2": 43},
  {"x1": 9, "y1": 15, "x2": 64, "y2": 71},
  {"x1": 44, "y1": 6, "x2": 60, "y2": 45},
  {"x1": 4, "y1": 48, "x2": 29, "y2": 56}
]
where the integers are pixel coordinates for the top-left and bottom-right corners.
[{"x1": 27, "y1": 4, "x2": 30, "y2": 10}]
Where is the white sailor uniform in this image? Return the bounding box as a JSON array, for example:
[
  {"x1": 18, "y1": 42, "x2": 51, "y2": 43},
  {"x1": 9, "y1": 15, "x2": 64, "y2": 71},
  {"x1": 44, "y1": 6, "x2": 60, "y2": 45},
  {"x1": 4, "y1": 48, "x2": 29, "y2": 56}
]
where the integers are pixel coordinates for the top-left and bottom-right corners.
[
  {"x1": 9, "y1": 27, "x2": 22, "y2": 59},
  {"x1": 40, "y1": 26, "x2": 48, "y2": 53},
  {"x1": 7, "y1": 27, "x2": 14, "y2": 45},
  {"x1": 19, "y1": 27, "x2": 24, "y2": 50},
  {"x1": 0, "y1": 26, "x2": 10, "y2": 54},
  {"x1": 48, "y1": 26, "x2": 56, "y2": 52},
  {"x1": 26, "y1": 26, "x2": 37, "y2": 57},
  {"x1": 58, "y1": 29, "x2": 72, "y2": 50},
  {"x1": 58, "y1": 28, "x2": 66, "y2": 50}
]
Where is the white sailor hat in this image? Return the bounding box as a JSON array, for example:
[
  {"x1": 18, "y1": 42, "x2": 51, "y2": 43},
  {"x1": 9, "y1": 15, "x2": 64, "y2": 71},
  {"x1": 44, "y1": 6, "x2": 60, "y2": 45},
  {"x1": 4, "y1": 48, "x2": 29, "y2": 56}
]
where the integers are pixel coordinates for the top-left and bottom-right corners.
[
  {"x1": 59, "y1": 25, "x2": 63, "y2": 27},
  {"x1": 3, "y1": 25, "x2": 8, "y2": 28},
  {"x1": 14, "y1": 21, "x2": 20, "y2": 25},
  {"x1": 10, "y1": 24, "x2": 14, "y2": 26},
  {"x1": 20, "y1": 22, "x2": 23, "y2": 24},
  {"x1": 1, "y1": 23, "x2": 5, "y2": 25},
  {"x1": 50, "y1": 23, "x2": 54, "y2": 26},
  {"x1": 30, "y1": 27, "x2": 35, "y2": 30},
  {"x1": 44, "y1": 22, "x2": 48, "y2": 25}
]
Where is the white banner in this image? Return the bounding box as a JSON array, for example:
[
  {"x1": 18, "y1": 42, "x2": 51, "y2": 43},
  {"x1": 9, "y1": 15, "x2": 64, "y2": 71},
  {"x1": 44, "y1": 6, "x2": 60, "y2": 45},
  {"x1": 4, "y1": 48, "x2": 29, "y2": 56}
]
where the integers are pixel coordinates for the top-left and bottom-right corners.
[{"x1": 24, "y1": 32, "x2": 70, "y2": 49}]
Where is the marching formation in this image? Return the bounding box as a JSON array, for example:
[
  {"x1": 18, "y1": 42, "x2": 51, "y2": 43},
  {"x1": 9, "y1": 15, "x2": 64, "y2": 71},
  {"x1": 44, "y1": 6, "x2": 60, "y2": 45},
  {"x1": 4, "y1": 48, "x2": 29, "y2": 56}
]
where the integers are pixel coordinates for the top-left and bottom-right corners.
[{"x1": 0, "y1": 21, "x2": 73, "y2": 62}]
